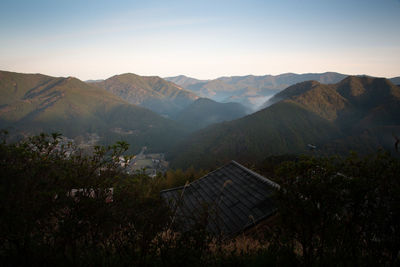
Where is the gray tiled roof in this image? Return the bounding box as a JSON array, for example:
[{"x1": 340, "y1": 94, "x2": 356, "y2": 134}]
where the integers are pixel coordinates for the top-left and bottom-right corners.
[{"x1": 160, "y1": 161, "x2": 279, "y2": 237}]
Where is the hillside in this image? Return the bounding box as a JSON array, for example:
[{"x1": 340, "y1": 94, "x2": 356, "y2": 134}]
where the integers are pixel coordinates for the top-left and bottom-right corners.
[
  {"x1": 164, "y1": 75, "x2": 206, "y2": 88},
  {"x1": 264, "y1": 80, "x2": 351, "y2": 120},
  {"x1": 169, "y1": 76, "x2": 400, "y2": 169},
  {"x1": 173, "y1": 98, "x2": 249, "y2": 131},
  {"x1": 166, "y1": 72, "x2": 347, "y2": 110},
  {"x1": 268, "y1": 76, "x2": 400, "y2": 127},
  {"x1": 93, "y1": 73, "x2": 198, "y2": 117},
  {"x1": 170, "y1": 100, "x2": 340, "y2": 169},
  {"x1": 0, "y1": 70, "x2": 186, "y2": 153}
]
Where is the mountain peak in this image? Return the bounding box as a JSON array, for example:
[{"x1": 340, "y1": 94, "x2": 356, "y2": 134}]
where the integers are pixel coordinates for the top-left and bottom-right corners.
[
  {"x1": 273, "y1": 80, "x2": 322, "y2": 98},
  {"x1": 194, "y1": 97, "x2": 216, "y2": 104},
  {"x1": 92, "y1": 73, "x2": 198, "y2": 116},
  {"x1": 170, "y1": 76, "x2": 400, "y2": 169},
  {"x1": 336, "y1": 75, "x2": 399, "y2": 103},
  {"x1": 0, "y1": 70, "x2": 187, "y2": 153}
]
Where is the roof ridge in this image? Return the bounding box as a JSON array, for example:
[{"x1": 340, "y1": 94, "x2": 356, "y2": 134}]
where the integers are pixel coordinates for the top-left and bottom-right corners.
[
  {"x1": 230, "y1": 160, "x2": 280, "y2": 189},
  {"x1": 161, "y1": 160, "x2": 280, "y2": 191},
  {"x1": 160, "y1": 160, "x2": 280, "y2": 236},
  {"x1": 160, "y1": 185, "x2": 185, "y2": 193},
  {"x1": 188, "y1": 161, "x2": 234, "y2": 186}
]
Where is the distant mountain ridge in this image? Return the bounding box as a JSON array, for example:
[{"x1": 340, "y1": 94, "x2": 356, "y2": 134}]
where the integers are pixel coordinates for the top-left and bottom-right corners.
[
  {"x1": 85, "y1": 79, "x2": 104, "y2": 83},
  {"x1": 92, "y1": 73, "x2": 198, "y2": 117},
  {"x1": 165, "y1": 72, "x2": 348, "y2": 109},
  {"x1": 0, "y1": 70, "x2": 186, "y2": 153},
  {"x1": 390, "y1": 76, "x2": 400, "y2": 86},
  {"x1": 2, "y1": 70, "x2": 399, "y2": 162},
  {"x1": 169, "y1": 76, "x2": 400, "y2": 169},
  {"x1": 164, "y1": 75, "x2": 206, "y2": 88},
  {"x1": 267, "y1": 76, "x2": 400, "y2": 125}
]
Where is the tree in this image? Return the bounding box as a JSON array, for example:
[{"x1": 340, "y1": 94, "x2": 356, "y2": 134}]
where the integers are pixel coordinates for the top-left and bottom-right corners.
[
  {"x1": 0, "y1": 132, "x2": 170, "y2": 266},
  {"x1": 272, "y1": 152, "x2": 400, "y2": 266}
]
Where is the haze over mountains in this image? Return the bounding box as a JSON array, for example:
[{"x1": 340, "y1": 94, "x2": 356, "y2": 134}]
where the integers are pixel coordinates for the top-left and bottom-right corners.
[
  {"x1": 166, "y1": 72, "x2": 348, "y2": 109},
  {"x1": 0, "y1": 70, "x2": 251, "y2": 152},
  {"x1": 166, "y1": 73, "x2": 400, "y2": 111},
  {"x1": 170, "y1": 76, "x2": 400, "y2": 169},
  {"x1": 1, "y1": 70, "x2": 399, "y2": 167},
  {"x1": 173, "y1": 98, "x2": 249, "y2": 131},
  {"x1": 89, "y1": 73, "x2": 248, "y2": 130},
  {"x1": 92, "y1": 73, "x2": 198, "y2": 117}
]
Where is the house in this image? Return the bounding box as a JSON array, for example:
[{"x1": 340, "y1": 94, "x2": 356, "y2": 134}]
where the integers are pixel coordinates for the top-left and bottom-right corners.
[
  {"x1": 68, "y1": 187, "x2": 114, "y2": 203},
  {"x1": 160, "y1": 161, "x2": 280, "y2": 237}
]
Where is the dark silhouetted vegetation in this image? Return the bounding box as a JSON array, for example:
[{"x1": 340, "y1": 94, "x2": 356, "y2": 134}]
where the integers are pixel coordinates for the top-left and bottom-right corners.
[
  {"x1": 1, "y1": 132, "x2": 399, "y2": 266},
  {"x1": 269, "y1": 152, "x2": 400, "y2": 266}
]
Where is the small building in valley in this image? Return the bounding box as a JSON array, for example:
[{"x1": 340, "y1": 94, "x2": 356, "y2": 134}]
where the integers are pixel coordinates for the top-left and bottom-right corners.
[{"x1": 160, "y1": 160, "x2": 280, "y2": 237}]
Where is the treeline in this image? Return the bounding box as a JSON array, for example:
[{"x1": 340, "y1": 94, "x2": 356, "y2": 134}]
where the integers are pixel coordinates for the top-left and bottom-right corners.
[
  {"x1": 269, "y1": 153, "x2": 400, "y2": 266},
  {"x1": 0, "y1": 132, "x2": 399, "y2": 266}
]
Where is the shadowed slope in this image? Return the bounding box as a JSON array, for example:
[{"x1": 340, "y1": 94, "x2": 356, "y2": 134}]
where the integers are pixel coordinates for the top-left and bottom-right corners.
[
  {"x1": 170, "y1": 101, "x2": 340, "y2": 169},
  {"x1": 173, "y1": 98, "x2": 249, "y2": 131},
  {"x1": 0, "y1": 70, "x2": 186, "y2": 153},
  {"x1": 169, "y1": 76, "x2": 400, "y2": 169},
  {"x1": 167, "y1": 72, "x2": 347, "y2": 110},
  {"x1": 94, "y1": 73, "x2": 198, "y2": 117}
]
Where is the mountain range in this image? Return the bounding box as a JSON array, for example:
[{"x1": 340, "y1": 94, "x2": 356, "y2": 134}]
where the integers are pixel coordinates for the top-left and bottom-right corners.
[
  {"x1": 169, "y1": 76, "x2": 400, "y2": 169},
  {"x1": 165, "y1": 72, "x2": 348, "y2": 109},
  {"x1": 1, "y1": 70, "x2": 399, "y2": 166},
  {"x1": 92, "y1": 73, "x2": 198, "y2": 117},
  {"x1": 0, "y1": 70, "x2": 252, "y2": 152},
  {"x1": 165, "y1": 75, "x2": 206, "y2": 88},
  {"x1": 0, "y1": 71, "x2": 186, "y2": 153},
  {"x1": 166, "y1": 73, "x2": 400, "y2": 111}
]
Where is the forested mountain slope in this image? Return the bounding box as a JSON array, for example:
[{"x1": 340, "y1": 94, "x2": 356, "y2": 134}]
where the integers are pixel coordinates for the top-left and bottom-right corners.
[
  {"x1": 0, "y1": 70, "x2": 186, "y2": 153},
  {"x1": 169, "y1": 76, "x2": 400, "y2": 169},
  {"x1": 93, "y1": 73, "x2": 198, "y2": 117}
]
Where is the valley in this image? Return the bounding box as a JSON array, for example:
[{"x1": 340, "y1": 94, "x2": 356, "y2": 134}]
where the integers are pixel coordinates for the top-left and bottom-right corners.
[
  {"x1": 169, "y1": 76, "x2": 400, "y2": 169},
  {"x1": 165, "y1": 72, "x2": 348, "y2": 110},
  {"x1": 1, "y1": 70, "x2": 399, "y2": 171},
  {"x1": 2, "y1": 1, "x2": 399, "y2": 265},
  {"x1": 128, "y1": 147, "x2": 169, "y2": 177},
  {"x1": 0, "y1": 70, "x2": 187, "y2": 154}
]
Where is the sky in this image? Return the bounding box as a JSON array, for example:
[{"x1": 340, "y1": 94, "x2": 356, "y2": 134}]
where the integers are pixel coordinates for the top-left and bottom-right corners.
[{"x1": 1, "y1": 0, "x2": 399, "y2": 80}]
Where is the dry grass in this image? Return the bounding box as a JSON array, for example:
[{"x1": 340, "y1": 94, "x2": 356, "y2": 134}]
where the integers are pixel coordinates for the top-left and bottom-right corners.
[
  {"x1": 209, "y1": 234, "x2": 268, "y2": 256},
  {"x1": 154, "y1": 229, "x2": 268, "y2": 257}
]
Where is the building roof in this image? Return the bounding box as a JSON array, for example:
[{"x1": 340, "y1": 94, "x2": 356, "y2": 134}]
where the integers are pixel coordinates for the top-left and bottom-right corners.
[{"x1": 160, "y1": 160, "x2": 280, "y2": 237}]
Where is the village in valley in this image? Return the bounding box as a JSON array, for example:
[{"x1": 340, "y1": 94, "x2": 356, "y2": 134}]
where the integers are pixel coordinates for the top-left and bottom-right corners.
[
  {"x1": 52, "y1": 136, "x2": 169, "y2": 178},
  {"x1": 120, "y1": 146, "x2": 169, "y2": 177}
]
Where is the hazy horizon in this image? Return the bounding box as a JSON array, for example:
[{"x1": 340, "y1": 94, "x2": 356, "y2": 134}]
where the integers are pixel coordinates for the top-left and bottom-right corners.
[
  {"x1": 2, "y1": 69, "x2": 399, "y2": 82},
  {"x1": 1, "y1": 0, "x2": 400, "y2": 80}
]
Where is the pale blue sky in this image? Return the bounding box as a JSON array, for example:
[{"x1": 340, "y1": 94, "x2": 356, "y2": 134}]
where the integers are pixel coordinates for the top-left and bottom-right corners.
[{"x1": 1, "y1": 0, "x2": 399, "y2": 80}]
